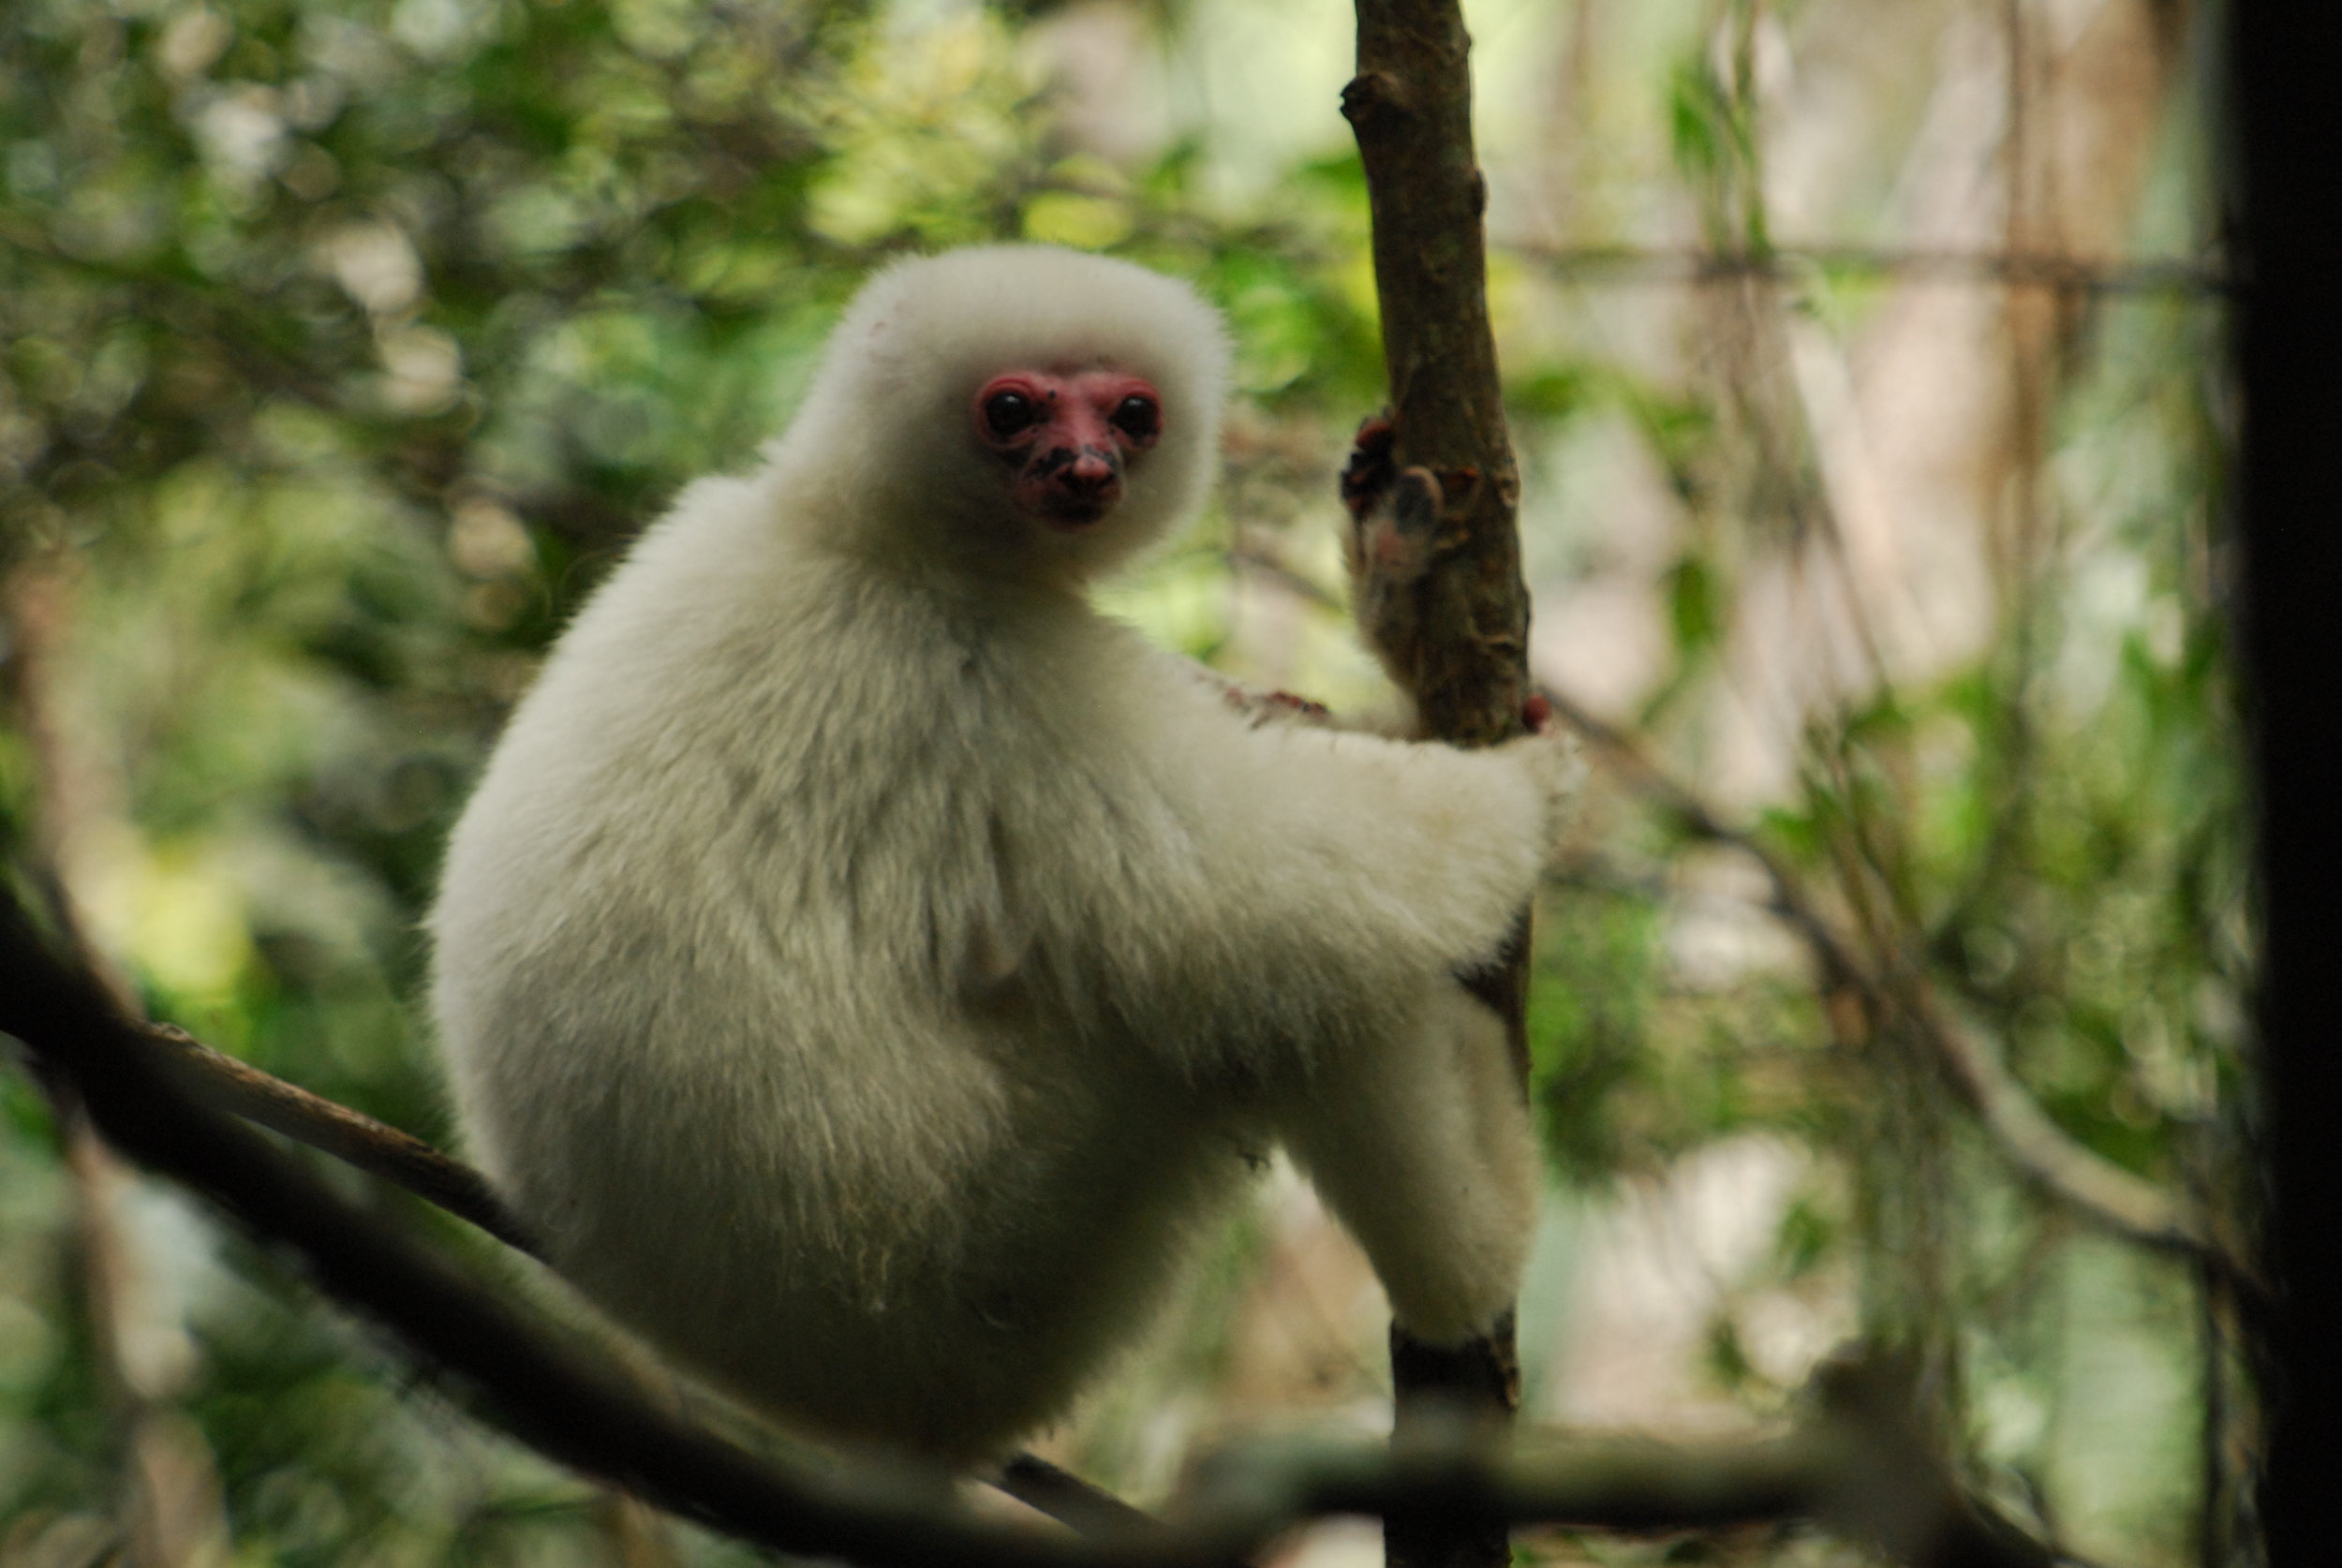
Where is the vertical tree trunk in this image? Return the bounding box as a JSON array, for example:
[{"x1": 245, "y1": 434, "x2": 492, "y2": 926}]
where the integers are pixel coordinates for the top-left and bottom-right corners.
[
  {"x1": 2231, "y1": 3, "x2": 2342, "y2": 1561},
  {"x1": 1342, "y1": 6, "x2": 1532, "y2": 1565}
]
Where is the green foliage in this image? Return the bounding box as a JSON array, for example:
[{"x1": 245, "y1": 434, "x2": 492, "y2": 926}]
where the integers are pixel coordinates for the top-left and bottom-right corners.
[
  {"x1": 0, "y1": 0, "x2": 2244, "y2": 1561},
  {"x1": 1529, "y1": 890, "x2": 1661, "y2": 1182},
  {"x1": 1666, "y1": 4, "x2": 1770, "y2": 253}
]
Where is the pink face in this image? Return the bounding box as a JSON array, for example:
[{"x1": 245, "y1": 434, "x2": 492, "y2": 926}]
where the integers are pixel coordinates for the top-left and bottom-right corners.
[{"x1": 970, "y1": 368, "x2": 1163, "y2": 530}]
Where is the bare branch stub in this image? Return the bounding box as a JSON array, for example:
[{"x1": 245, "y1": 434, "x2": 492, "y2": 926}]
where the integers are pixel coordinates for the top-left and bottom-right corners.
[{"x1": 144, "y1": 1024, "x2": 541, "y2": 1255}]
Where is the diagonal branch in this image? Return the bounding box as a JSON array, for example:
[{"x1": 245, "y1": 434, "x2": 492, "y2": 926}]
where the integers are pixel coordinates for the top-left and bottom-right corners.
[
  {"x1": 1532, "y1": 685, "x2": 2261, "y2": 1300},
  {"x1": 0, "y1": 889, "x2": 1079, "y2": 1568},
  {"x1": 129, "y1": 1020, "x2": 1147, "y2": 1538},
  {"x1": 0, "y1": 881, "x2": 2066, "y2": 1568}
]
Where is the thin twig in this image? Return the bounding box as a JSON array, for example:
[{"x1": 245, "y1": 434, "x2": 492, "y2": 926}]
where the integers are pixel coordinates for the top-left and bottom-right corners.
[{"x1": 1512, "y1": 243, "x2": 2231, "y2": 297}]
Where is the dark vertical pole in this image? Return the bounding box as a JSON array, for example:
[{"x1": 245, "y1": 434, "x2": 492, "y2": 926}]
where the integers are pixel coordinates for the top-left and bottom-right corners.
[
  {"x1": 1342, "y1": 6, "x2": 1530, "y2": 1566},
  {"x1": 2230, "y1": 3, "x2": 2342, "y2": 1561}
]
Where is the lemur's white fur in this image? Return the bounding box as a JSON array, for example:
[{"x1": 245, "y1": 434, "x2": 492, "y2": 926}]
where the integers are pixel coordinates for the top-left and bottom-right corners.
[{"x1": 430, "y1": 245, "x2": 1568, "y2": 1461}]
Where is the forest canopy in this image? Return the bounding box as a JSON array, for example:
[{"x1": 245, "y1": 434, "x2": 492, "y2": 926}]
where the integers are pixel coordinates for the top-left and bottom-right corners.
[{"x1": 0, "y1": 1, "x2": 2243, "y2": 1565}]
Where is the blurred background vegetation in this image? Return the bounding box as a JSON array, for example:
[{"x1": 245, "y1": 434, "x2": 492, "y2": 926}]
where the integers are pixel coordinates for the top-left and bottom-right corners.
[{"x1": 0, "y1": 0, "x2": 2245, "y2": 1564}]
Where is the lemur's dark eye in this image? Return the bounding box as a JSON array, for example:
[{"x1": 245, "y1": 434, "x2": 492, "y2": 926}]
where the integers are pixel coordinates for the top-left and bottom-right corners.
[
  {"x1": 982, "y1": 390, "x2": 1044, "y2": 438},
  {"x1": 1109, "y1": 394, "x2": 1161, "y2": 444}
]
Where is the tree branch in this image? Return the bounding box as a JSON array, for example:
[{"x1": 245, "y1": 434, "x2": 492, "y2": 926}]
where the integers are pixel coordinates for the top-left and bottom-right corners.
[
  {"x1": 1343, "y1": 4, "x2": 1529, "y2": 750},
  {"x1": 1342, "y1": 5, "x2": 1534, "y2": 1564}
]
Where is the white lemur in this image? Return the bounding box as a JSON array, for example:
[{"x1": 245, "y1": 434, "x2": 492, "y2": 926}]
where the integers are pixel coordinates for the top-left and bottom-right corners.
[{"x1": 430, "y1": 244, "x2": 1573, "y2": 1462}]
